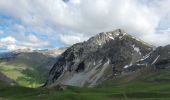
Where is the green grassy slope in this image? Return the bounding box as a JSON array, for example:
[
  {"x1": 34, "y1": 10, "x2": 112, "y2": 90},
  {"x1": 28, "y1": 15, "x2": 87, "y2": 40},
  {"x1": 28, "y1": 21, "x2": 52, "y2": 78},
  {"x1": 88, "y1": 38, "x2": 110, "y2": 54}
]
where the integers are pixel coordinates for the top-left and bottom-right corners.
[
  {"x1": 0, "y1": 52, "x2": 56, "y2": 88},
  {"x1": 1, "y1": 69, "x2": 170, "y2": 100}
]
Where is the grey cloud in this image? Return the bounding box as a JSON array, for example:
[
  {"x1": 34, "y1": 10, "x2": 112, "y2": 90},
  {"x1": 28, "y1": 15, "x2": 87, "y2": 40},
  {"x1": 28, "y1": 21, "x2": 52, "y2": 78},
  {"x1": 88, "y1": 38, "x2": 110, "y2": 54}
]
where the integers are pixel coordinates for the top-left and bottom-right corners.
[{"x1": 0, "y1": 0, "x2": 170, "y2": 47}]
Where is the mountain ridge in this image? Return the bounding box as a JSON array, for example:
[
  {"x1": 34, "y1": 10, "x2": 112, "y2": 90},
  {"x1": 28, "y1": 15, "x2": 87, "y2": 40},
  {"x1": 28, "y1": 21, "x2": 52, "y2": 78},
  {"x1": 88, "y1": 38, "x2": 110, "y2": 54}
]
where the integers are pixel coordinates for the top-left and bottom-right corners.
[{"x1": 45, "y1": 29, "x2": 153, "y2": 87}]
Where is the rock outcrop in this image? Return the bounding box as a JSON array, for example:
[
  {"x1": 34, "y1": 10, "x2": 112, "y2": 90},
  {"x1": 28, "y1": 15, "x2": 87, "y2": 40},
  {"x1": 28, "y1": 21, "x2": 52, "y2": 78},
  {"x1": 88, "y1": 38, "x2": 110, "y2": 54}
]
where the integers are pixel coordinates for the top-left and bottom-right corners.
[
  {"x1": 45, "y1": 29, "x2": 153, "y2": 87},
  {"x1": 125, "y1": 45, "x2": 170, "y2": 73}
]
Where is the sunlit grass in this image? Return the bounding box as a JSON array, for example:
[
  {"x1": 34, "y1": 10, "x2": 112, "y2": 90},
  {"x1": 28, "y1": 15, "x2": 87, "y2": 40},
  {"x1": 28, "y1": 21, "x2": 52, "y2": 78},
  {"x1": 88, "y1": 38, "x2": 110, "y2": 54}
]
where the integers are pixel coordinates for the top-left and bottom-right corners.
[
  {"x1": 1, "y1": 67, "x2": 170, "y2": 100},
  {"x1": 0, "y1": 62, "x2": 44, "y2": 88}
]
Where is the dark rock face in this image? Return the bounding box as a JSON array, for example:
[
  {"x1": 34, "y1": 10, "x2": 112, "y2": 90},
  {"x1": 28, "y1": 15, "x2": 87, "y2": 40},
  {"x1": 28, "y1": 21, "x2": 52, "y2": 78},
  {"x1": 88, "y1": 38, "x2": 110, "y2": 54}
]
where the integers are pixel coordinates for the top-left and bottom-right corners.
[
  {"x1": 45, "y1": 29, "x2": 153, "y2": 87},
  {"x1": 125, "y1": 45, "x2": 170, "y2": 72},
  {"x1": 76, "y1": 61, "x2": 85, "y2": 72}
]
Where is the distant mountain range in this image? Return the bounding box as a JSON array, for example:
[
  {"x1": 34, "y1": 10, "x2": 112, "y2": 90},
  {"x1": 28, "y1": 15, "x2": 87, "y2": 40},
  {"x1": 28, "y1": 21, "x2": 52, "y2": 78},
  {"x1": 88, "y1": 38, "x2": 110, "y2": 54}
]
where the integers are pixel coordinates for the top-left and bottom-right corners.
[
  {"x1": 0, "y1": 48, "x2": 66, "y2": 87},
  {"x1": 1, "y1": 29, "x2": 170, "y2": 88},
  {"x1": 0, "y1": 48, "x2": 66, "y2": 59}
]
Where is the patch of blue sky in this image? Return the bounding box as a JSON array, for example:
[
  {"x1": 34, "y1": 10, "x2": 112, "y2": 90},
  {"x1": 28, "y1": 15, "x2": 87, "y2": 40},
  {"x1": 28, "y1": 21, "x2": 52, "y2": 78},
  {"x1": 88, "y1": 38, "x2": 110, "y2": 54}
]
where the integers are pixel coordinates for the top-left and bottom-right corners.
[
  {"x1": 0, "y1": 14, "x2": 23, "y2": 35},
  {"x1": 50, "y1": 40, "x2": 67, "y2": 48},
  {"x1": 0, "y1": 23, "x2": 7, "y2": 29},
  {"x1": 0, "y1": 14, "x2": 22, "y2": 24},
  {"x1": 0, "y1": 13, "x2": 64, "y2": 49},
  {"x1": 0, "y1": 14, "x2": 22, "y2": 30},
  {"x1": 39, "y1": 34, "x2": 49, "y2": 40}
]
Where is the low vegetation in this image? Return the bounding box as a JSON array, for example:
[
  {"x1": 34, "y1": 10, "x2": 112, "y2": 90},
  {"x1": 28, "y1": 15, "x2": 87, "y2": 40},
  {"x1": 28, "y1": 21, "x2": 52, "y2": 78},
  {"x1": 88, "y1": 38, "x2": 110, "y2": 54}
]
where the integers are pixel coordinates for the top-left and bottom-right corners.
[
  {"x1": 0, "y1": 52, "x2": 57, "y2": 88},
  {"x1": 1, "y1": 69, "x2": 170, "y2": 100},
  {"x1": 0, "y1": 62, "x2": 47, "y2": 88}
]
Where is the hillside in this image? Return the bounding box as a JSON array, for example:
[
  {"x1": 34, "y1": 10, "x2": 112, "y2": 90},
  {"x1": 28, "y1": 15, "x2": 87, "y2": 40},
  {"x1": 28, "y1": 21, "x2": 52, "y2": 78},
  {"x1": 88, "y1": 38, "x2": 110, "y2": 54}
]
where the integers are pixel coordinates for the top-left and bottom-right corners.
[
  {"x1": 1, "y1": 70, "x2": 170, "y2": 100},
  {"x1": 0, "y1": 48, "x2": 65, "y2": 87},
  {"x1": 0, "y1": 71, "x2": 17, "y2": 86}
]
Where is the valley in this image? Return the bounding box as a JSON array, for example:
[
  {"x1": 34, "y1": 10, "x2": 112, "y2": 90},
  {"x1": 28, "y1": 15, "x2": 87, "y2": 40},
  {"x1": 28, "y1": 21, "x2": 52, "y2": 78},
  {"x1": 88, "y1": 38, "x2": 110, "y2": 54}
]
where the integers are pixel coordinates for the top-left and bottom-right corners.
[
  {"x1": 1, "y1": 0, "x2": 170, "y2": 99},
  {"x1": 1, "y1": 69, "x2": 170, "y2": 100},
  {"x1": 1, "y1": 29, "x2": 170, "y2": 100},
  {"x1": 0, "y1": 49, "x2": 65, "y2": 87}
]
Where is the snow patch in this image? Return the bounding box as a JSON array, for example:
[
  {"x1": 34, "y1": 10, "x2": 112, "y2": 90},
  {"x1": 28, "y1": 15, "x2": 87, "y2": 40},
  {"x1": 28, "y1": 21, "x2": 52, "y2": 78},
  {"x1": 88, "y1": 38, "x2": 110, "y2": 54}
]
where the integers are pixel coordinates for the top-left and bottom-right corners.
[
  {"x1": 139, "y1": 51, "x2": 152, "y2": 61},
  {"x1": 109, "y1": 36, "x2": 114, "y2": 40},
  {"x1": 124, "y1": 65, "x2": 129, "y2": 68},
  {"x1": 123, "y1": 32, "x2": 127, "y2": 36},
  {"x1": 115, "y1": 33, "x2": 119, "y2": 36},
  {"x1": 119, "y1": 36, "x2": 123, "y2": 39},
  {"x1": 129, "y1": 63, "x2": 133, "y2": 66},
  {"x1": 107, "y1": 32, "x2": 115, "y2": 40},
  {"x1": 124, "y1": 62, "x2": 132, "y2": 69},
  {"x1": 132, "y1": 36, "x2": 140, "y2": 41},
  {"x1": 136, "y1": 64, "x2": 146, "y2": 66},
  {"x1": 151, "y1": 55, "x2": 160, "y2": 65},
  {"x1": 132, "y1": 44, "x2": 141, "y2": 55},
  {"x1": 108, "y1": 32, "x2": 112, "y2": 36}
]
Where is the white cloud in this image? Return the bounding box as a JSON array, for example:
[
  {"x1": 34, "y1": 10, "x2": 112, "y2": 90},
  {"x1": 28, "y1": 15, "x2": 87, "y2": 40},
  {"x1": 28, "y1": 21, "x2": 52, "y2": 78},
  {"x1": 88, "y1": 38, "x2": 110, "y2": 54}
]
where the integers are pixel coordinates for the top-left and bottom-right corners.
[
  {"x1": 0, "y1": 36, "x2": 16, "y2": 44},
  {"x1": 27, "y1": 34, "x2": 40, "y2": 43},
  {"x1": 59, "y1": 34, "x2": 81, "y2": 45},
  {"x1": 0, "y1": 0, "x2": 170, "y2": 48},
  {"x1": 0, "y1": 36, "x2": 16, "y2": 50},
  {"x1": 6, "y1": 44, "x2": 29, "y2": 51},
  {"x1": 0, "y1": 35, "x2": 49, "y2": 51},
  {"x1": 70, "y1": 0, "x2": 81, "y2": 4},
  {"x1": 142, "y1": 28, "x2": 170, "y2": 46},
  {"x1": 24, "y1": 34, "x2": 49, "y2": 47}
]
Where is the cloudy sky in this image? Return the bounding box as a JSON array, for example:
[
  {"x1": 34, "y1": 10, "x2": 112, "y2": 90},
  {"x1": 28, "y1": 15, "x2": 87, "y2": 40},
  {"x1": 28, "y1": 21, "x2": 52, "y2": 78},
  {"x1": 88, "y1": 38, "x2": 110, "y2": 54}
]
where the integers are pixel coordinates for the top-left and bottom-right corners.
[{"x1": 0, "y1": 0, "x2": 170, "y2": 52}]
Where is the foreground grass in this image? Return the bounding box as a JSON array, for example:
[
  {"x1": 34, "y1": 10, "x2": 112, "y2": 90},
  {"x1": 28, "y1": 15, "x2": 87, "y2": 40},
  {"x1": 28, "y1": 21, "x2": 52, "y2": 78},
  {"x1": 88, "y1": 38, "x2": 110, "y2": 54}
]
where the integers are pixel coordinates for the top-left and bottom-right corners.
[
  {"x1": 1, "y1": 81, "x2": 170, "y2": 100},
  {"x1": 1, "y1": 64, "x2": 170, "y2": 100}
]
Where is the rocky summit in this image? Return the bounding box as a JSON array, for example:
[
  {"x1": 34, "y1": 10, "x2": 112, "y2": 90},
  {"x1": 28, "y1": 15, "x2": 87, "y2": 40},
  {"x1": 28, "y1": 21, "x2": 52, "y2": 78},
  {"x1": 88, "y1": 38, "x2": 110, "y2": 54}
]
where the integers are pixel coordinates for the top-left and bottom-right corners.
[{"x1": 45, "y1": 29, "x2": 153, "y2": 87}]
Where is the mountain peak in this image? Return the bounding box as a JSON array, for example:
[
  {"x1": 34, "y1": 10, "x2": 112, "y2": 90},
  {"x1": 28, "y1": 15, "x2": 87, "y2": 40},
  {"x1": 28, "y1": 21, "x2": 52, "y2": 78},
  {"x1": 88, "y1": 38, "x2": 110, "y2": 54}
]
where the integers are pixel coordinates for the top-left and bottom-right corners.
[
  {"x1": 45, "y1": 29, "x2": 153, "y2": 87},
  {"x1": 87, "y1": 29, "x2": 127, "y2": 46},
  {"x1": 102, "y1": 29, "x2": 126, "y2": 38}
]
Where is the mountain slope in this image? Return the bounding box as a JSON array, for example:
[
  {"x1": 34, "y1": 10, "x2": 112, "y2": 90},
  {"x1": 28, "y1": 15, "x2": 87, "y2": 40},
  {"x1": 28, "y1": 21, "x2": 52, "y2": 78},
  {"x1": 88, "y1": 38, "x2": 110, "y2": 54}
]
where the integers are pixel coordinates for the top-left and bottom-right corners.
[
  {"x1": 0, "y1": 48, "x2": 65, "y2": 87},
  {"x1": 0, "y1": 71, "x2": 17, "y2": 86},
  {"x1": 45, "y1": 29, "x2": 153, "y2": 87},
  {"x1": 129, "y1": 45, "x2": 170, "y2": 69},
  {"x1": 123, "y1": 44, "x2": 170, "y2": 77},
  {"x1": 94, "y1": 44, "x2": 170, "y2": 88}
]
